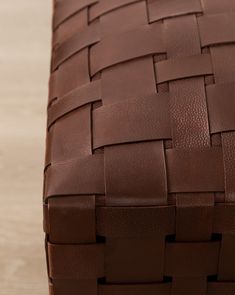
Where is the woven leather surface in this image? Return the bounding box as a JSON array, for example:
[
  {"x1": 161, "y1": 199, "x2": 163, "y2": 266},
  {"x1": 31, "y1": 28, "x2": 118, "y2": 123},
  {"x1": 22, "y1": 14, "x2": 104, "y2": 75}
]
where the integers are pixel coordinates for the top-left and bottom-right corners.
[{"x1": 44, "y1": 0, "x2": 235, "y2": 294}]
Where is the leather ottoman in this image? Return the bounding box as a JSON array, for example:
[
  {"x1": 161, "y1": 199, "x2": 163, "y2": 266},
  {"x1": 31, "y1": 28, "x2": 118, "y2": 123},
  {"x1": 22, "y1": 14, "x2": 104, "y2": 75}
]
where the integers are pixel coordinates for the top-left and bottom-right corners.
[{"x1": 44, "y1": 1, "x2": 235, "y2": 294}]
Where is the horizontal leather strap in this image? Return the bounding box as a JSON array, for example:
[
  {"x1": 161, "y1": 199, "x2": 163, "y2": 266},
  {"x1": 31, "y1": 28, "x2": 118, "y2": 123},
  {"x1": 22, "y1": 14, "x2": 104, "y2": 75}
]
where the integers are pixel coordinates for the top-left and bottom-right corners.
[
  {"x1": 45, "y1": 148, "x2": 224, "y2": 198},
  {"x1": 155, "y1": 54, "x2": 213, "y2": 83},
  {"x1": 48, "y1": 243, "x2": 104, "y2": 279},
  {"x1": 99, "y1": 283, "x2": 171, "y2": 295},
  {"x1": 97, "y1": 203, "x2": 235, "y2": 237},
  {"x1": 53, "y1": 0, "x2": 98, "y2": 29},
  {"x1": 96, "y1": 206, "x2": 175, "y2": 238},
  {"x1": 207, "y1": 83, "x2": 235, "y2": 134},
  {"x1": 44, "y1": 155, "x2": 104, "y2": 200},
  {"x1": 93, "y1": 93, "x2": 171, "y2": 148},
  {"x1": 166, "y1": 147, "x2": 224, "y2": 193},
  {"x1": 89, "y1": 0, "x2": 141, "y2": 21},
  {"x1": 198, "y1": 13, "x2": 235, "y2": 46},
  {"x1": 48, "y1": 80, "x2": 101, "y2": 128},
  {"x1": 90, "y1": 23, "x2": 165, "y2": 75},
  {"x1": 53, "y1": 24, "x2": 100, "y2": 70},
  {"x1": 46, "y1": 195, "x2": 96, "y2": 243},
  {"x1": 165, "y1": 241, "x2": 220, "y2": 276},
  {"x1": 149, "y1": 0, "x2": 202, "y2": 22}
]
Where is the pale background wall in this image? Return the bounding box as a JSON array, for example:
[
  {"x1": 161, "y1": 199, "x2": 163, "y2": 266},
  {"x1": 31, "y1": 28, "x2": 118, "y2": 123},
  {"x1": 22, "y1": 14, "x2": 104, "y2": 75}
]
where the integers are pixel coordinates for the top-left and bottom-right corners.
[{"x1": 0, "y1": 1, "x2": 51, "y2": 294}]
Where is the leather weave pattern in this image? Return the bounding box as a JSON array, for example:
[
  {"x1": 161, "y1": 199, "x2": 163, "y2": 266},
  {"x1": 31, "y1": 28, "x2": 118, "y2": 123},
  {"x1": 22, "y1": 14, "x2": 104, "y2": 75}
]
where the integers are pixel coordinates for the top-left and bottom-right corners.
[{"x1": 44, "y1": 0, "x2": 235, "y2": 294}]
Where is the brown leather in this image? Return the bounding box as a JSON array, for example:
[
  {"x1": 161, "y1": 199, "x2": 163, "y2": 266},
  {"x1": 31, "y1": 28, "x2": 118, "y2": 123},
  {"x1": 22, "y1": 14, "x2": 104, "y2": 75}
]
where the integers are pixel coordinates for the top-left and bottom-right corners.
[{"x1": 44, "y1": 0, "x2": 235, "y2": 294}]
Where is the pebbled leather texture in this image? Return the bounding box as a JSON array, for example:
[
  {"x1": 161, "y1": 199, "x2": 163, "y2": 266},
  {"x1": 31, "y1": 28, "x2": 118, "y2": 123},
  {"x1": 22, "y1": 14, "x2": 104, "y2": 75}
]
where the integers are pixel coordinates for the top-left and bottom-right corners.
[{"x1": 44, "y1": 0, "x2": 235, "y2": 294}]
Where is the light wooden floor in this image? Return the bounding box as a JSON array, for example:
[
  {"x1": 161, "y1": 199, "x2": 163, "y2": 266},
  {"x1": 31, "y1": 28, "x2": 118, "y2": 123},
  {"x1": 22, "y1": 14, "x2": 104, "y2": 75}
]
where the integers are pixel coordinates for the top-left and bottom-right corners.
[{"x1": 0, "y1": 1, "x2": 51, "y2": 294}]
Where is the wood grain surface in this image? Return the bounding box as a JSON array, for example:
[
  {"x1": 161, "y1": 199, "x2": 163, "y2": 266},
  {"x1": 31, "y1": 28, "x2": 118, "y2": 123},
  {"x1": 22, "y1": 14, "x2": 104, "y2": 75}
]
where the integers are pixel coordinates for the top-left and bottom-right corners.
[{"x1": 0, "y1": 1, "x2": 51, "y2": 294}]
